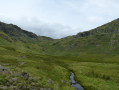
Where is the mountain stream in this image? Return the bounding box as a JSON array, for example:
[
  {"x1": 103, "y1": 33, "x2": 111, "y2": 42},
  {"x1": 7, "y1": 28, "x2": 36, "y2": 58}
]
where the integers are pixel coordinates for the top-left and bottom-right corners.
[{"x1": 70, "y1": 72, "x2": 84, "y2": 90}]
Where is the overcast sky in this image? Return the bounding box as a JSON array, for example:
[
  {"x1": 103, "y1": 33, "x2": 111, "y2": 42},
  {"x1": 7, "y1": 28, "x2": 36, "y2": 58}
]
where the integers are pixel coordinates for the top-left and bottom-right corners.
[{"x1": 0, "y1": 0, "x2": 119, "y2": 38}]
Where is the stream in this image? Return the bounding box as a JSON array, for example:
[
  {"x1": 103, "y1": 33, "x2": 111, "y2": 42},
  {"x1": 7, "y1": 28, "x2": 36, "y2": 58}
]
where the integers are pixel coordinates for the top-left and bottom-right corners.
[{"x1": 70, "y1": 72, "x2": 84, "y2": 90}]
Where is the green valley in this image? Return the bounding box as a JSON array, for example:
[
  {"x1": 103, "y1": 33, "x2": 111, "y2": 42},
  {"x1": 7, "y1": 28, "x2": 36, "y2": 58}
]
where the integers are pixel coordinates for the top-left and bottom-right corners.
[{"x1": 0, "y1": 19, "x2": 119, "y2": 90}]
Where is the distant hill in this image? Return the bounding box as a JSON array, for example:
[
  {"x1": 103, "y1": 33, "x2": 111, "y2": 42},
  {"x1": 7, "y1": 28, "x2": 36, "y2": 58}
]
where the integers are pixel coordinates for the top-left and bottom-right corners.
[
  {"x1": 0, "y1": 19, "x2": 119, "y2": 56},
  {"x1": 75, "y1": 18, "x2": 119, "y2": 38},
  {"x1": 0, "y1": 21, "x2": 53, "y2": 54},
  {"x1": 43, "y1": 18, "x2": 119, "y2": 56},
  {"x1": 0, "y1": 22, "x2": 53, "y2": 43}
]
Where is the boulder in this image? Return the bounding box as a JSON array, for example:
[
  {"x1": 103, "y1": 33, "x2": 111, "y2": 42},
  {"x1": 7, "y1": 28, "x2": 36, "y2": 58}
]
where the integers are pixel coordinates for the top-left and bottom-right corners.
[{"x1": 21, "y1": 72, "x2": 29, "y2": 80}]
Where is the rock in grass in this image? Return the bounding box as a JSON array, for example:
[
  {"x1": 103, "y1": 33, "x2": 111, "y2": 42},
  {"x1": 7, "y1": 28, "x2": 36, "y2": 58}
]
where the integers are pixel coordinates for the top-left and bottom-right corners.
[
  {"x1": 48, "y1": 88, "x2": 52, "y2": 90},
  {"x1": 0, "y1": 66, "x2": 10, "y2": 75},
  {"x1": 40, "y1": 88, "x2": 44, "y2": 90},
  {"x1": 48, "y1": 79, "x2": 54, "y2": 84},
  {"x1": 11, "y1": 78, "x2": 18, "y2": 82},
  {"x1": 2, "y1": 64, "x2": 9, "y2": 66},
  {"x1": 29, "y1": 77, "x2": 39, "y2": 82},
  {"x1": 21, "y1": 72, "x2": 29, "y2": 80},
  {"x1": 31, "y1": 82, "x2": 35, "y2": 86},
  {"x1": 0, "y1": 86, "x2": 8, "y2": 89},
  {"x1": 19, "y1": 62, "x2": 25, "y2": 66}
]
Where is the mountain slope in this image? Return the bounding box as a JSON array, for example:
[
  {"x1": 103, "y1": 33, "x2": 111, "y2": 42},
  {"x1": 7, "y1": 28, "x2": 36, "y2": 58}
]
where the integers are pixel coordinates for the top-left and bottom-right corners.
[
  {"x1": 0, "y1": 21, "x2": 54, "y2": 54},
  {"x1": 1, "y1": 19, "x2": 119, "y2": 56},
  {"x1": 0, "y1": 19, "x2": 119, "y2": 56},
  {"x1": 43, "y1": 18, "x2": 119, "y2": 56},
  {"x1": 0, "y1": 22, "x2": 38, "y2": 42}
]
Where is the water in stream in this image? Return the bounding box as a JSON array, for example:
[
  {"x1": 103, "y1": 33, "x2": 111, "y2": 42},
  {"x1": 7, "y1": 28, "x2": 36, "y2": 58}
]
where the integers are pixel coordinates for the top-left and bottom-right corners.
[{"x1": 70, "y1": 72, "x2": 84, "y2": 90}]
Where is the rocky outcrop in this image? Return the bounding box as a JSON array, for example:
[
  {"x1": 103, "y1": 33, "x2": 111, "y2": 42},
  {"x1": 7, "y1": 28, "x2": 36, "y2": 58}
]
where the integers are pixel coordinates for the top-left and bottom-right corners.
[{"x1": 0, "y1": 65, "x2": 52, "y2": 90}]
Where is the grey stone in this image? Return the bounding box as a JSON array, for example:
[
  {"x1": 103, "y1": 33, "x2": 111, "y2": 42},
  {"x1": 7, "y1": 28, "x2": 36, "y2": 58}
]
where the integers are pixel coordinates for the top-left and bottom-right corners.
[
  {"x1": 21, "y1": 72, "x2": 29, "y2": 80},
  {"x1": 0, "y1": 86, "x2": 8, "y2": 89},
  {"x1": 23, "y1": 85, "x2": 27, "y2": 89},
  {"x1": 29, "y1": 78, "x2": 38, "y2": 81},
  {"x1": 2, "y1": 64, "x2": 9, "y2": 66},
  {"x1": 31, "y1": 82, "x2": 35, "y2": 86},
  {"x1": 43, "y1": 88, "x2": 47, "y2": 90},
  {"x1": 40, "y1": 88, "x2": 44, "y2": 90},
  {"x1": 62, "y1": 80, "x2": 66, "y2": 83},
  {"x1": 0, "y1": 66, "x2": 10, "y2": 75},
  {"x1": 48, "y1": 88, "x2": 52, "y2": 90},
  {"x1": 11, "y1": 78, "x2": 18, "y2": 82},
  {"x1": 66, "y1": 82, "x2": 70, "y2": 84},
  {"x1": 48, "y1": 79, "x2": 54, "y2": 84},
  {"x1": 19, "y1": 62, "x2": 25, "y2": 66}
]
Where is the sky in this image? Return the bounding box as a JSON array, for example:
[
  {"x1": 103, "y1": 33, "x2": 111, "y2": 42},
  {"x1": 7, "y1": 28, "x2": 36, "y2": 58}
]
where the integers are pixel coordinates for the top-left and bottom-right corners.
[{"x1": 0, "y1": 0, "x2": 119, "y2": 39}]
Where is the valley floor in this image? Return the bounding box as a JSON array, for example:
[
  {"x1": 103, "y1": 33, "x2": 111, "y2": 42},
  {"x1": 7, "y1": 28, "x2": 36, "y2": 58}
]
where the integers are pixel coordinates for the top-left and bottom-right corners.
[{"x1": 0, "y1": 49, "x2": 119, "y2": 90}]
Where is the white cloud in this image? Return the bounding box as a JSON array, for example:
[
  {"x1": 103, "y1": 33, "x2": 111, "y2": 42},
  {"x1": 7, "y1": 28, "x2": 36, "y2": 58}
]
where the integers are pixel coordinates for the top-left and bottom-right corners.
[
  {"x1": 0, "y1": 0, "x2": 119, "y2": 38},
  {"x1": 0, "y1": 17, "x2": 79, "y2": 39}
]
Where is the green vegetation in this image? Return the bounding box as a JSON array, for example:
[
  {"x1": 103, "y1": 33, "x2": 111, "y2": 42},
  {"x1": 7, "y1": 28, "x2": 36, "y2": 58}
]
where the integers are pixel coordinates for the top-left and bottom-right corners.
[
  {"x1": 0, "y1": 19, "x2": 119, "y2": 89},
  {"x1": 69, "y1": 60, "x2": 119, "y2": 90}
]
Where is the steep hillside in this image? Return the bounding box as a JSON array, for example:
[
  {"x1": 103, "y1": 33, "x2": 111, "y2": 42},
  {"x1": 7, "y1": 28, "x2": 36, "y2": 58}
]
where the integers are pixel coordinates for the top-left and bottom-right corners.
[
  {"x1": 43, "y1": 18, "x2": 119, "y2": 56},
  {"x1": 75, "y1": 18, "x2": 119, "y2": 37},
  {"x1": 0, "y1": 22, "x2": 54, "y2": 54},
  {"x1": 0, "y1": 22, "x2": 38, "y2": 42}
]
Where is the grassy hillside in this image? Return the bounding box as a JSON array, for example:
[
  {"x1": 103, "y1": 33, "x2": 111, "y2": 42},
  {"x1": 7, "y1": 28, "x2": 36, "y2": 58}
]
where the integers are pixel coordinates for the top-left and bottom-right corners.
[
  {"x1": 0, "y1": 19, "x2": 119, "y2": 90},
  {"x1": 42, "y1": 18, "x2": 119, "y2": 56}
]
